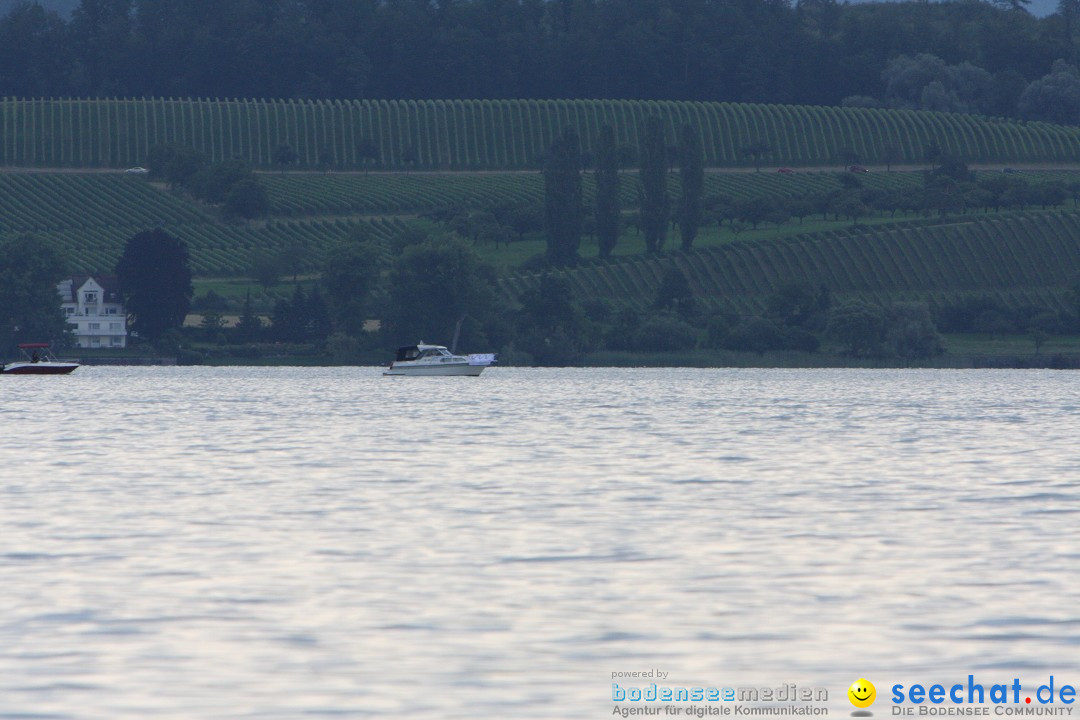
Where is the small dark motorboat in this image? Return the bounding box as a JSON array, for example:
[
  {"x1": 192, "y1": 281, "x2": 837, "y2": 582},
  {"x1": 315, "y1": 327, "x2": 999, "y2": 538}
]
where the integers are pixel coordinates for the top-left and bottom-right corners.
[{"x1": 2, "y1": 343, "x2": 79, "y2": 375}]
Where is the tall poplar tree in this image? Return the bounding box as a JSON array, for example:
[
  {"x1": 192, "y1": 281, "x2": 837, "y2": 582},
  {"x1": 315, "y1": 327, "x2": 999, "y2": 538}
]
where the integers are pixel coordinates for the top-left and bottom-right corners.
[
  {"x1": 639, "y1": 116, "x2": 669, "y2": 255},
  {"x1": 677, "y1": 123, "x2": 704, "y2": 251},
  {"x1": 543, "y1": 126, "x2": 583, "y2": 266},
  {"x1": 594, "y1": 124, "x2": 621, "y2": 259}
]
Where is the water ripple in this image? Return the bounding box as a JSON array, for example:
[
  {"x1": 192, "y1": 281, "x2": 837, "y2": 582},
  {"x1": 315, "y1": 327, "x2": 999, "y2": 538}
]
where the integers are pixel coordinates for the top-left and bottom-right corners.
[{"x1": 2, "y1": 367, "x2": 1079, "y2": 718}]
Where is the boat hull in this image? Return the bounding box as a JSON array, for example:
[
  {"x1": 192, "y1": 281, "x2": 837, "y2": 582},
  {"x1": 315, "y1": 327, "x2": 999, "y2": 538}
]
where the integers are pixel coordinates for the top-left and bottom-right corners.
[
  {"x1": 384, "y1": 363, "x2": 485, "y2": 376},
  {"x1": 3, "y1": 361, "x2": 79, "y2": 375}
]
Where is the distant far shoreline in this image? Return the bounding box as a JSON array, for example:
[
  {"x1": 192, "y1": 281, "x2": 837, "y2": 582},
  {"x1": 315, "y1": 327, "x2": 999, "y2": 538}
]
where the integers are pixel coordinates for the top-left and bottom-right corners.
[{"x1": 66, "y1": 333, "x2": 1080, "y2": 370}]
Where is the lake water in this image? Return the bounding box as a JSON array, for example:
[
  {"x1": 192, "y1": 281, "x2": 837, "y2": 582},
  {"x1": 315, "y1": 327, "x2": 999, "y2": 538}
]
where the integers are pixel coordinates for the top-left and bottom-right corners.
[{"x1": 2, "y1": 367, "x2": 1079, "y2": 719}]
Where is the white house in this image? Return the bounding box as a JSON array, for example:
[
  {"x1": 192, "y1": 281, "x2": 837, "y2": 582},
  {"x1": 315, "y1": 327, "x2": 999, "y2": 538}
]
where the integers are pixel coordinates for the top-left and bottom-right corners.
[{"x1": 57, "y1": 276, "x2": 128, "y2": 349}]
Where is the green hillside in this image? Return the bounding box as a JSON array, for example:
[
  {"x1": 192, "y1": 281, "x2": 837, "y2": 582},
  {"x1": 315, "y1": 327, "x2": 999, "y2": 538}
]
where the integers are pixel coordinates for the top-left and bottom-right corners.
[
  {"x1": 261, "y1": 169, "x2": 928, "y2": 217},
  {"x1": 8, "y1": 169, "x2": 1080, "y2": 313},
  {"x1": 0, "y1": 173, "x2": 406, "y2": 275},
  {"x1": 2, "y1": 98, "x2": 1080, "y2": 170},
  {"x1": 500, "y1": 211, "x2": 1080, "y2": 313}
]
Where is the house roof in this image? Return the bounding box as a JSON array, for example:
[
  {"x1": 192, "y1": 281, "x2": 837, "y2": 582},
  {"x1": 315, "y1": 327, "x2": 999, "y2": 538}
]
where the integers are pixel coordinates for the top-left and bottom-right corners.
[{"x1": 62, "y1": 274, "x2": 122, "y2": 303}]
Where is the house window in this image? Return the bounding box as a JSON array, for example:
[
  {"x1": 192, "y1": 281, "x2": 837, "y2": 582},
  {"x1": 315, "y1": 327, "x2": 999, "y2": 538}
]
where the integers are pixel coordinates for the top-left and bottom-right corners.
[
  {"x1": 89, "y1": 323, "x2": 100, "y2": 330},
  {"x1": 84, "y1": 292, "x2": 98, "y2": 303},
  {"x1": 109, "y1": 322, "x2": 122, "y2": 331},
  {"x1": 91, "y1": 337, "x2": 101, "y2": 346},
  {"x1": 65, "y1": 307, "x2": 75, "y2": 315},
  {"x1": 110, "y1": 337, "x2": 122, "y2": 347},
  {"x1": 106, "y1": 307, "x2": 117, "y2": 314}
]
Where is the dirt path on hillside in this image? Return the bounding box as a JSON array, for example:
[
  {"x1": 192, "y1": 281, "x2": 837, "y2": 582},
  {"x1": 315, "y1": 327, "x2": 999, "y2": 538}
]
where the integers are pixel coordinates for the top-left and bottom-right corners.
[{"x1": 243, "y1": 163, "x2": 1080, "y2": 175}]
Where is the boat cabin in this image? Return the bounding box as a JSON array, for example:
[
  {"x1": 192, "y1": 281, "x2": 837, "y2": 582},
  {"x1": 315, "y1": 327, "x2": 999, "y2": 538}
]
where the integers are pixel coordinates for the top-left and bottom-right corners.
[{"x1": 395, "y1": 344, "x2": 455, "y2": 362}]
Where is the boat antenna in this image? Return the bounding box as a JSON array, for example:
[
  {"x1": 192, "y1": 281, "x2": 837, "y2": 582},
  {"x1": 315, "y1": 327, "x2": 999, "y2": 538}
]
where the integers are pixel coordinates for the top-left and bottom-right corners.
[{"x1": 450, "y1": 316, "x2": 465, "y2": 354}]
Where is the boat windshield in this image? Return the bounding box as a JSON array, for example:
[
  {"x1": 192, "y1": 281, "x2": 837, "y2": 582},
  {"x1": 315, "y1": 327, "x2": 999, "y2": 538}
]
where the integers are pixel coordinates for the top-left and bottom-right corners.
[
  {"x1": 19, "y1": 345, "x2": 54, "y2": 362},
  {"x1": 395, "y1": 346, "x2": 454, "y2": 361}
]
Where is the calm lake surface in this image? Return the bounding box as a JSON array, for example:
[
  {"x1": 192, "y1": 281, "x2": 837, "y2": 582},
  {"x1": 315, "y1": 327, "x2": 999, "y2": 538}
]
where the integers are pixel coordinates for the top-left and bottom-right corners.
[{"x1": 2, "y1": 367, "x2": 1079, "y2": 719}]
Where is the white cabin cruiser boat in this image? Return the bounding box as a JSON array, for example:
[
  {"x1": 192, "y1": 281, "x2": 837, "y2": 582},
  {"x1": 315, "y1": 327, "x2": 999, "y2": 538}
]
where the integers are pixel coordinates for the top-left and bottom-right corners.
[
  {"x1": 2, "y1": 343, "x2": 79, "y2": 375},
  {"x1": 384, "y1": 342, "x2": 495, "y2": 376}
]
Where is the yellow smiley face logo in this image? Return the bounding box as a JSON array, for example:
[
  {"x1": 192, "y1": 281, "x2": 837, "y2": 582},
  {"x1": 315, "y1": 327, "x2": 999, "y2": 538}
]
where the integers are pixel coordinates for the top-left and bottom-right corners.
[{"x1": 848, "y1": 678, "x2": 876, "y2": 708}]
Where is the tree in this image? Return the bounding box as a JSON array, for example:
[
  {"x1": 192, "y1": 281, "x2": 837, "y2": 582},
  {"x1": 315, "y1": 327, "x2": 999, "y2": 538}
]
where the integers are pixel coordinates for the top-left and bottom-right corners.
[
  {"x1": 271, "y1": 285, "x2": 309, "y2": 343},
  {"x1": 652, "y1": 267, "x2": 696, "y2": 319},
  {"x1": 766, "y1": 282, "x2": 819, "y2": 327},
  {"x1": 882, "y1": 143, "x2": 902, "y2": 172},
  {"x1": 321, "y1": 236, "x2": 384, "y2": 337},
  {"x1": 385, "y1": 235, "x2": 498, "y2": 347},
  {"x1": 832, "y1": 192, "x2": 868, "y2": 225},
  {"x1": 629, "y1": 314, "x2": 698, "y2": 352},
  {"x1": 235, "y1": 290, "x2": 263, "y2": 342},
  {"x1": 515, "y1": 273, "x2": 591, "y2": 364},
  {"x1": 162, "y1": 146, "x2": 205, "y2": 188},
  {"x1": 224, "y1": 179, "x2": 269, "y2": 219},
  {"x1": 0, "y1": 235, "x2": 71, "y2": 353},
  {"x1": 639, "y1": 116, "x2": 670, "y2": 255},
  {"x1": 251, "y1": 250, "x2": 285, "y2": 288},
  {"x1": 1018, "y1": 60, "x2": 1080, "y2": 124},
  {"x1": 114, "y1": 228, "x2": 193, "y2": 340},
  {"x1": 881, "y1": 54, "x2": 994, "y2": 114},
  {"x1": 594, "y1": 124, "x2": 620, "y2": 259},
  {"x1": 836, "y1": 147, "x2": 860, "y2": 170},
  {"x1": 357, "y1": 137, "x2": 381, "y2": 168},
  {"x1": 886, "y1": 302, "x2": 945, "y2": 360},
  {"x1": 273, "y1": 144, "x2": 299, "y2": 174},
  {"x1": 199, "y1": 307, "x2": 224, "y2": 332},
  {"x1": 740, "y1": 140, "x2": 772, "y2": 171},
  {"x1": 187, "y1": 158, "x2": 255, "y2": 204},
  {"x1": 318, "y1": 145, "x2": 334, "y2": 172},
  {"x1": 827, "y1": 298, "x2": 885, "y2": 356},
  {"x1": 69, "y1": 0, "x2": 133, "y2": 95},
  {"x1": 1060, "y1": 0, "x2": 1080, "y2": 40},
  {"x1": 543, "y1": 126, "x2": 583, "y2": 266},
  {"x1": 306, "y1": 285, "x2": 333, "y2": 342},
  {"x1": 733, "y1": 196, "x2": 772, "y2": 229},
  {"x1": 677, "y1": 124, "x2": 704, "y2": 251}
]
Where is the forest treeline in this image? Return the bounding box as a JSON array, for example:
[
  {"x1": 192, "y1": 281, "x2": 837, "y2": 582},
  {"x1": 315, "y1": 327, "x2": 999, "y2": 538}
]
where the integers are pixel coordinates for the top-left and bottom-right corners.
[{"x1": 3, "y1": 0, "x2": 1080, "y2": 121}]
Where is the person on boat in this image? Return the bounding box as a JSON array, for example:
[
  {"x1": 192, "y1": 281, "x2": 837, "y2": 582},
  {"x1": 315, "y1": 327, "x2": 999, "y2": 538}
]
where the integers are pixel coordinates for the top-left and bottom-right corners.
[{"x1": 30, "y1": 351, "x2": 40, "y2": 362}]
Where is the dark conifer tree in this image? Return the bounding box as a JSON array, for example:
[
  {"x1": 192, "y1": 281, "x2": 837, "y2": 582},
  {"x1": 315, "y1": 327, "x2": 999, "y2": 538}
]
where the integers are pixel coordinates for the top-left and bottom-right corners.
[
  {"x1": 235, "y1": 290, "x2": 263, "y2": 343},
  {"x1": 639, "y1": 117, "x2": 669, "y2": 255},
  {"x1": 543, "y1": 126, "x2": 583, "y2": 266},
  {"x1": 306, "y1": 285, "x2": 333, "y2": 342},
  {"x1": 677, "y1": 123, "x2": 704, "y2": 251},
  {"x1": 594, "y1": 124, "x2": 620, "y2": 259}
]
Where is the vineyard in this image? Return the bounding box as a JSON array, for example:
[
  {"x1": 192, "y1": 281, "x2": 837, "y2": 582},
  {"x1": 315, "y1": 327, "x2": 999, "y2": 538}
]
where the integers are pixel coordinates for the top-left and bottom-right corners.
[
  {"x1": 499, "y1": 211, "x2": 1080, "y2": 314},
  {"x1": 261, "y1": 169, "x2": 928, "y2": 217},
  {"x1": 11, "y1": 170, "x2": 1080, "y2": 296},
  {"x1": 2, "y1": 171, "x2": 929, "y2": 276},
  {"x1": 47, "y1": 217, "x2": 407, "y2": 276},
  {"x1": 2, "y1": 97, "x2": 1080, "y2": 170},
  {"x1": 0, "y1": 174, "x2": 405, "y2": 275}
]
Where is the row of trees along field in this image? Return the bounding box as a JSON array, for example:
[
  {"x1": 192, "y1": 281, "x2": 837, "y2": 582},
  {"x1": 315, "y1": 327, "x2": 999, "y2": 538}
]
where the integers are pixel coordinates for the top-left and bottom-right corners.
[
  {"x1": 0, "y1": 97, "x2": 1078, "y2": 170},
  {"x1": 510, "y1": 120, "x2": 1080, "y2": 265},
  {"x1": 3, "y1": 0, "x2": 1080, "y2": 112}
]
